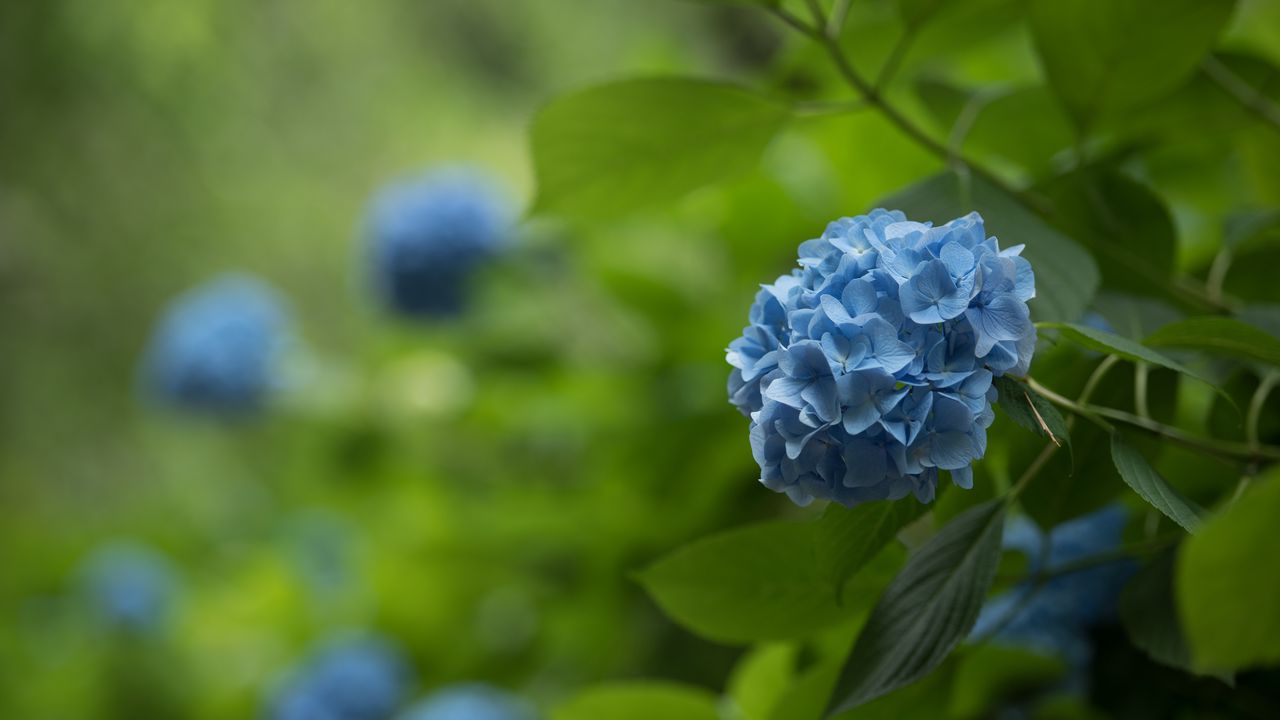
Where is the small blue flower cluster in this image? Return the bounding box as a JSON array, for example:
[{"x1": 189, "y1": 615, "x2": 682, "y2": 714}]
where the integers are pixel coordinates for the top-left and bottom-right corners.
[
  {"x1": 366, "y1": 168, "x2": 511, "y2": 319},
  {"x1": 79, "y1": 541, "x2": 178, "y2": 634},
  {"x1": 270, "y1": 634, "x2": 409, "y2": 720},
  {"x1": 971, "y1": 505, "x2": 1135, "y2": 687},
  {"x1": 141, "y1": 273, "x2": 291, "y2": 416},
  {"x1": 728, "y1": 209, "x2": 1036, "y2": 507},
  {"x1": 400, "y1": 684, "x2": 536, "y2": 720}
]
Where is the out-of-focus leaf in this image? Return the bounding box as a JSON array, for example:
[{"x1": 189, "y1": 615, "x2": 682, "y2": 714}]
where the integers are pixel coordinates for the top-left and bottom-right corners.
[
  {"x1": 827, "y1": 499, "x2": 1006, "y2": 713},
  {"x1": 1145, "y1": 316, "x2": 1280, "y2": 368},
  {"x1": 880, "y1": 173, "x2": 1098, "y2": 323},
  {"x1": 531, "y1": 78, "x2": 788, "y2": 220},
  {"x1": 1178, "y1": 471, "x2": 1280, "y2": 672},
  {"x1": 948, "y1": 645, "x2": 1066, "y2": 719},
  {"x1": 1038, "y1": 170, "x2": 1177, "y2": 298},
  {"x1": 816, "y1": 499, "x2": 928, "y2": 604},
  {"x1": 727, "y1": 644, "x2": 797, "y2": 720},
  {"x1": 1027, "y1": 0, "x2": 1238, "y2": 126},
  {"x1": 552, "y1": 682, "x2": 720, "y2": 720},
  {"x1": 1121, "y1": 549, "x2": 1209, "y2": 675},
  {"x1": 1111, "y1": 434, "x2": 1203, "y2": 533},
  {"x1": 993, "y1": 376, "x2": 1071, "y2": 448},
  {"x1": 897, "y1": 0, "x2": 950, "y2": 29},
  {"x1": 638, "y1": 521, "x2": 902, "y2": 644}
]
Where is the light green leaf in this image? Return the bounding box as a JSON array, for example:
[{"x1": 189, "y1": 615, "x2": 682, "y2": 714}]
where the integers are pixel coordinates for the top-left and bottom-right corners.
[
  {"x1": 1178, "y1": 472, "x2": 1280, "y2": 672},
  {"x1": 1110, "y1": 434, "x2": 1202, "y2": 533},
  {"x1": 1028, "y1": 0, "x2": 1238, "y2": 126},
  {"x1": 1145, "y1": 316, "x2": 1280, "y2": 368},
  {"x1": 727, "y1": 644, "x2": 797, "y2": 720},
  {"x1": 1038, "y1": 322, "x2": 1218, "y2": 391},
  {"x1": 993, "y1": 376, "x2": 1071, "y2": 448},
  {"x1": 816, "y1": 499, "x2": 928, "y2": 604},
  {"x1": 827, "y1": 499, "x2": 1006, "y2": 713},
  {"x1": 638, "y1": 521, "x2": 902, "y2": 644},
  {"x1": 531, "y1": 78, "x2": 788, "y2": 220},
  {"x1": 552, "y1": 682, "x2": 720, "y2": 720},
  {"x1": 880, "y1": 173, "x2": 1098, "y2": 323}
]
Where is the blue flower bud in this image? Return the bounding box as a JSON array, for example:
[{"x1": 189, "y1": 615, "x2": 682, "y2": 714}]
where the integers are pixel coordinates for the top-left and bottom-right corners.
[
  {"x1": 728, "y1": 209, "x2": 1037, "y2": 507},
  {"x1": 79, "y1": 541, "x2": 177, "y2": 634},
  {"x1": 399, "y1": 684, "x2": 535, "y2": 720},
  {"x1": 366, "y1": 168, "x2": 511, "y2": 318},
  {"x1": 140, "y1": 273, "x2": 291, "y2": 417},
  {"x1": 270, "y1": 633, "x2": 410, "y2": 720}
]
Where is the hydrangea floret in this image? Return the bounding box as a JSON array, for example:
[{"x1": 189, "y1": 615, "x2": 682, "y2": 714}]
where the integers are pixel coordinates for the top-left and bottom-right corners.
[{"x1": 727, "y1": 209, "x2": 1036, "y2": 507}]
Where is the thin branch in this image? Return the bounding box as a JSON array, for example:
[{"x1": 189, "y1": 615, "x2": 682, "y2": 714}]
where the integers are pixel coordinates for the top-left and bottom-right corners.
[
  {"x1": 875, "y1": 24, "x2": 919, "y2": 91},
  {"x1": 1247, "y1": 371, "x2": 1279, "y2": 452},
  {"x1": 827, "y1": 0, "x2": 854, "y2": 38},
  {"x1": 1202, "y1": 55, "x2": 1280, "y2": 136}
]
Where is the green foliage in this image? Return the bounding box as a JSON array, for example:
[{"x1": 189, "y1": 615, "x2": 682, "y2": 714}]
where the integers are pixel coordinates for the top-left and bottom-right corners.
[
  {"x1": 815, "y1": 499, "x2": 929, "y2": 604},
  {"x1": 1110, "y1": 434, "x2": 1203, "y2": 533},
  {"x1": 1179, "y1": 473, "x2": 1280, "y2": 672},
  {"x1": 949, "y1": 645, "x2": 1066, "y2": 719},
  {"x1": 726, "y1": 644, "x2": 797, "y2": 720},
  {"x1": 827, "y1": 499, "x2": 1006, "y2": 713},
  {"x1": 1145, "y1": 316, "x2": 1280, "y2": 368},
  {"x1": 552, "y1": 682, "x2": 721, "y2": 720},
  {"x1": 1038, "y1": 322, "x2": 1218, "y2": 390},
  {"x1": 1028, "y1": 0, "x2": 1238, "y2": 127},
  {"x1": 1120, "y1": 550, "x2": 1200, "y2": 675},
  {"x1": 637, "y1": 520, "x2": 904, "y2": 644},
  {"x1": 993, "y1": 376, "x2": 1070, "y2": 448},
  {"x1": 531, "y1": 78, "x2": 789, "y2": 220}
]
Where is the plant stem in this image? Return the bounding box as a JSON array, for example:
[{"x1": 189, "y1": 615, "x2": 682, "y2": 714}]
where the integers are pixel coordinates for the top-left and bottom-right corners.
[
  {"x1": 827, "y1": 0, "x2": 854, "y2": 38},
  {"x1": 1247, "y1": 371, "x2": 1279, "y2": 452},
  {"x1": 1202, "y1": 55, "x2": 1280, "y2": 136},
  {"x1": 1134, "y1": 362, "x2": 1151, "y2": 420}
]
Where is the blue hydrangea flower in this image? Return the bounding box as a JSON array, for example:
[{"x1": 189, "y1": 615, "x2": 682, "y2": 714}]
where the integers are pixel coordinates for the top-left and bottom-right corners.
[
  {"x1": 269, "y1": 633, "x2": 410, "y2": 720},
  {"x1": 728, "y1": 209, "x2": 1036, "y2": 506},
  {"x1": 399, "y1": 684, "x2": 535, "y2": 720},
  {"x1": 366, "y1": 168, "x2": 511, "y2": 318},
  {"x1": 79, "y1": 541, "x2": 178, "y2": 634},
  {"x1": 971, "y1": 505, "x2": 1135, "y2": 679},
  {"x1": 140, "y1": 273, "x2": 291, "y2": 416}
]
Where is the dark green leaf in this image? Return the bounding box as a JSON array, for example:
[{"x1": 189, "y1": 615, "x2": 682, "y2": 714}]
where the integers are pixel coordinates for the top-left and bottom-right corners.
[
  {"x1": 531, "y1": 78, "x2": 788, "y2": 220},
  {"x1": 1121, "y1": 550, "x2": 1204, "y2": 675},
  {"x1": 880, "y1": 172, "x2": 1098, "y2": 323},
  {"x1": 1027, "y1": 0, "x2": 1238, "y2": 126},
  {"x1": 993, "y1": 376, "x2": 1071, "y2": 448},
  {"x1": 948, "y1": 645, "x2": 1066, "y2": 719},
  {"x1": 552, "y1": 682, "x2": 720, "y2": 720},
  {"x1": 1145, "y1": 316, "x2": 1280, "y2": 368},
  {"x1": 816, "y1": 499, "x2": 929, "y2": 604},
  {"x1": 1178, "y1": 471, "x2": 1280, "y2": 671},
  {"x1": 827, "y1": 499, "x2": 1006, "y2": 714},
  {"x1": 1038, "y1": 322, "x2": 1218, "y2": 390},
  {"x1": 1110, "y1": 434, "x2": 1203, "y2": 533},
  {"x1": 638, "y1": 521, "x2": 902, "y2": 644}
]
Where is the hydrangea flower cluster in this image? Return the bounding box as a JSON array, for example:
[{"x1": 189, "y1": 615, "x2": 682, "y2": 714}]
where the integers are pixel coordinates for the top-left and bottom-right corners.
[
  {"x1": 401, "y1": 684, "x2": 536, "y2": 720},
  {"x1": 79, "y1": 541, "x2": 178, "y2": 634},
  {"x1": 366, "y1": 168, "x2": 511, "y2": 318},
  {"x1": 141, "y1": 273, "x2": 291, "y2": 416},
  {"x1": 269, "y1": 634, "x2": 409, "y2": 720},
  {"x1": 727, "y1": 209, "x2": 1035, "y2": 506},
  {"x1": 971, "y1": 506, "x2": 1135, "y2": 687}
]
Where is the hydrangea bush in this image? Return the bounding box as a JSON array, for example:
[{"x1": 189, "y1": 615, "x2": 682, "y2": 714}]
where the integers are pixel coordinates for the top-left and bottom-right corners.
[
  {"x1": 140, "y1": 273, "x2": 291, "y2": 416},
  {"x1": 728, "y1": 209, "x2": 1035, "y2": 506},
  {"x1": 366, "y1": 168, "x2": 511, "y2": 319},
  {"x1": 400, "y1": 684, "x2": 535, "y2": 720},
  {"x1": 79, "y1": 541, "x2": 178, "y2": 634},
  {"x1": 269, "y1": 633, "x2": 409, "y2": 720}
]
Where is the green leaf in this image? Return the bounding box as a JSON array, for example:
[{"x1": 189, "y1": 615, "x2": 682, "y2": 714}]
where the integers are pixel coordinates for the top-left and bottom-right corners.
[
  {"x1": 993, "y1": 376, "x2": 1071, "y2": 448},
  {"x1": 1178, "y1": 472, "x2": 1280, "y2": 672},
  {"x1": 1027, "y1": 0, "x2": 1238, "y2": 126},
  {"x1": 1145, "y1": 316, "x2": 1280, "y2": 368},
  {"x1": 827, "y1": 498, "x2": 1007, "y2": 714},
  {"x1": 1110, "y1": 434, "x2": 1202, "y2": 533},
  {"x1": 552, "y1": 682, "x2": 720, "y2": 720},
  {"x1": 1037, "y1": 322, "x2": 1218, "y2": 390},
  {"x1": 638, "y1": 521, "x2": 902, "y2": 644},
  {"x1": 816, "y1": 499, "x2": 929, "y2": 604},
  {"x1": 879, "y1": 172, "x2": 1098, "y2": 323},
  {"x1": 727, "y1": 644, "x2": 797, "y2": 720},
  {"x1": 948, "y1": 645, "x2": 1066, "y2": 719},
  {"x1": 1121, "y1": 550, "x2": 1200, "y2": 674},
  {"x1": 531, "y1": 78, "x2": 789, "y2": 220}
]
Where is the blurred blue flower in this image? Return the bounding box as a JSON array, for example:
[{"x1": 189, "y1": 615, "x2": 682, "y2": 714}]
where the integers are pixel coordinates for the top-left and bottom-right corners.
[
  {"x1": 728, "y1": 209, "x2": 1036, "y2": 506},
  {"x1": 366, "y1": 168, "x2": 511, "y2": 318},
  {"x1": 971, "y1": 505, "x2": 1135, "y2": 682},
  {"x1": 270, "y1": 633, "x2": 410, "y2": 720},
  {"x1": 79, "y1": 541, "x2": 178, "y2": 634},
  {"x1": 399, "y1": 684, "x2": 535, "y2": 720},
  {"x1": 140, "y1": 273, "x2": 291, "y2": 416}
]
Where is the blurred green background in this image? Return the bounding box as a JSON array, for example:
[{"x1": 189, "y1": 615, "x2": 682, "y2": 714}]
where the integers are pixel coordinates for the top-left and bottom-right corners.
[{"x1": 3, "y1": 0, "x2": 1280, "y2": 718}]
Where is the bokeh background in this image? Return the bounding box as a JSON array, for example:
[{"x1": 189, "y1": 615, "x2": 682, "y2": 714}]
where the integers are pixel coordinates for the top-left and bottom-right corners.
[{"x1": 3, "y1": 1, "x2": 1279, "y2": 718}]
